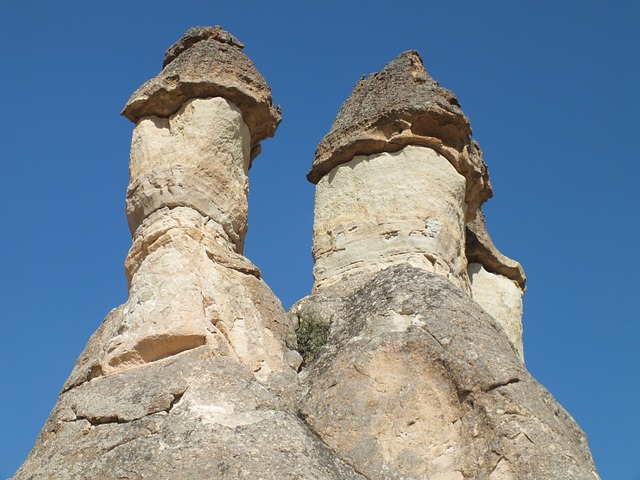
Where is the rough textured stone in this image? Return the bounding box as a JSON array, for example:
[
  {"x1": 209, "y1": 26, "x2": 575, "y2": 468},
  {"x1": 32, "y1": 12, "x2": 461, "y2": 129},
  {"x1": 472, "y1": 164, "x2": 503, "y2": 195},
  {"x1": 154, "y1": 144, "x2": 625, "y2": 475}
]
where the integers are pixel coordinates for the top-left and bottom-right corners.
[
  {"x1": 126, "y1": 97, "x2": 251, "y2": 249},
  {"x1": 298, "y1": 48, "x2": 597, "y2": 480},
  {"x1": 122, "y1": 26, "x2": 281, "y2": 157},
  {"x1": 16, "y1": 349, "x2": 364, "y2": 480},
  {"x1": 12, "y1": 27, "x2": 362, "y2": 479},
  {"x1": 312, "y1": 145, "x2": 469, "y2": 292},
  {"x1": 293, "y1": 265, "x2": 600, "y2": 480},
  {"x1": 309, "y1": 50, "x2": 491, "y2": 221},
  {"x1": 466, "y1": 209, "x2": 526, "y2": 361}
]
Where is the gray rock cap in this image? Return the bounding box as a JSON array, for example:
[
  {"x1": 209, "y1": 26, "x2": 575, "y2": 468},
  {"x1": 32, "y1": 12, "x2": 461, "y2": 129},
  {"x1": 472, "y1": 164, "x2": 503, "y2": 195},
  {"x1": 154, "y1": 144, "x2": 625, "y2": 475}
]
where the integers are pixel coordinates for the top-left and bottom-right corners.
[
  {"x1": 310, "y1": 51, "x2": 492, "y2": 219},
  {"x1": 122, "y1": 26, "x2": 281, "y2": 157}
]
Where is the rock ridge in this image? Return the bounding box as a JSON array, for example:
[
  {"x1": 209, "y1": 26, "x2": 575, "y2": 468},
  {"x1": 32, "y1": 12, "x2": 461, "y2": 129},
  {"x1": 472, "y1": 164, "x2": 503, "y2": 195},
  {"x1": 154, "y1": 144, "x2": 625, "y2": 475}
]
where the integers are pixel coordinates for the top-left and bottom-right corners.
[{"x1": 292, "y1": 264, "x2": 599, "y2": 479}]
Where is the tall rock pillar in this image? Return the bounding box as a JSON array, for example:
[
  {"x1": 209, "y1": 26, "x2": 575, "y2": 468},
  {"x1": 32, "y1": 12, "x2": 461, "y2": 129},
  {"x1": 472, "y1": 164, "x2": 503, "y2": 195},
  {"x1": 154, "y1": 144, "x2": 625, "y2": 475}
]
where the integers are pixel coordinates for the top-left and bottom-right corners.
[
  {"x1": 294, "y1": 51, "x2": 599, "y2": 479},
  {"x1": 12, "y1": 27, "x2": 366, "y2": 480},
  {"x1": 308, "y1": 50, "x2": 526, "y2": 359}
]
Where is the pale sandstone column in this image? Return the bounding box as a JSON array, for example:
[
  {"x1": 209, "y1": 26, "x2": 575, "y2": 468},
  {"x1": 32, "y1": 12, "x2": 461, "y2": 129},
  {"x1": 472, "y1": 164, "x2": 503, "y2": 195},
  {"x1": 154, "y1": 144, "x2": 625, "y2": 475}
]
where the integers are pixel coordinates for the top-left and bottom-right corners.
[
  {"x1": 313, "y1": 145, "x2": 469, "y2": 291},
  {"x1": 294, "y1": 51, "x2": 599, "y2": 480},
  {"x1": 99, "y1": 27, "x2": 289, "y2": 382},
  {"x1": 309, "y1": 50, "x2": 527, "y2": 361}
]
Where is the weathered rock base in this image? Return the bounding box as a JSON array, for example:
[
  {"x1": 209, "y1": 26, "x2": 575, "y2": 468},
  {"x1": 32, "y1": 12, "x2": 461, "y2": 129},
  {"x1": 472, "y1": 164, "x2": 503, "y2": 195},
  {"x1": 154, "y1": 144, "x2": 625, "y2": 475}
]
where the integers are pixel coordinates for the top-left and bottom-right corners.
[
  {"x1": 293, "y1": 265, "x2": 600, "y2": 480},
  {"x1": 12, "y1": 346, "x2": 365, "y2": 479}
]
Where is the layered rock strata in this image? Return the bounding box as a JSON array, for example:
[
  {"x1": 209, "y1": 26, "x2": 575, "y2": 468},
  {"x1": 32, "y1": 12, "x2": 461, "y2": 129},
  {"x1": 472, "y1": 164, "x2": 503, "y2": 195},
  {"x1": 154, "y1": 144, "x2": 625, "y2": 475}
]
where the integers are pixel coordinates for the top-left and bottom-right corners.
[
  {"x1": 12, "y1": 27, "x2": 363, "y2": 479},
  {"x1": 308, "y1": 50, "x2": 491, "y2": 220},
  {"x1": 312, "y1": 145, "x2": 469, "y2": 292},
  {"x1": 297, "y1": 52, "x2": 599, "y2": 478}
]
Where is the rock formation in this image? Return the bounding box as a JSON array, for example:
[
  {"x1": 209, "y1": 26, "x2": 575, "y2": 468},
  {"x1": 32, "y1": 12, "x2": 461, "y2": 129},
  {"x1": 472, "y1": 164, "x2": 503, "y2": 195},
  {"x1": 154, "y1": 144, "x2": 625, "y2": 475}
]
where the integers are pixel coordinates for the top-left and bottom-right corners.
[
  {"x1": 12, "y1": 28, "x2": 599, "y2": 480},
  {"x1": 296, "y1": 51, "x2": 598, "y2": 478},
  {"x1": 309, "y1": 51, "x2": 526, "y2": 360},
  {"x1": 11, "y1": 27, "x2": 364, "y2": 479}
]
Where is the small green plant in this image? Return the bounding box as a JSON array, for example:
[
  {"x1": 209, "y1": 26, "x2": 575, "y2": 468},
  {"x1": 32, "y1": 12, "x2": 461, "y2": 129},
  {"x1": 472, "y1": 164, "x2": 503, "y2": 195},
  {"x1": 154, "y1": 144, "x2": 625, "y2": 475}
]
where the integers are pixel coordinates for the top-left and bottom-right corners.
[{"x1": 288, "y1": 312, "x2": 332, "y2": 365}]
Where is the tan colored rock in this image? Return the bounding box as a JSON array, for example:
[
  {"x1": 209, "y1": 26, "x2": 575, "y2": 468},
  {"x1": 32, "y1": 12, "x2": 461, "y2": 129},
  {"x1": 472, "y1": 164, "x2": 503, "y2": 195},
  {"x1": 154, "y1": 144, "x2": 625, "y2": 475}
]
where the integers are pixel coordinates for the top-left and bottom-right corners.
[
  {"x1": 14, "y1": 28, "x2": 598, "y2": 480},
  {"x1": 468, "y1": 263, "x2": 524, "y2": 361},
  {"x1": 466, "y1": 209, "x2": 527, "y2": 361},
  {"x1": 466, "y1": 209, "x2": 526, "y2": 289},
  {"x1": 312, "y1": 145, "x2": 469, "y2": 291},
  {"x1": 17, "y1": 349, "x2": 364, "y2": 479},
  {"x1": 294, "y1": 265, "x2": 600, "y2": 480},
  {"x1": 309, "y1": 50, "x2": 491, "y2": 221},
  {"x1": 126, "y1": 97, "x2": 251, "y2": 249},
  {"x1": 295, "y1": 50, "x2": 598, "y2": 480}
]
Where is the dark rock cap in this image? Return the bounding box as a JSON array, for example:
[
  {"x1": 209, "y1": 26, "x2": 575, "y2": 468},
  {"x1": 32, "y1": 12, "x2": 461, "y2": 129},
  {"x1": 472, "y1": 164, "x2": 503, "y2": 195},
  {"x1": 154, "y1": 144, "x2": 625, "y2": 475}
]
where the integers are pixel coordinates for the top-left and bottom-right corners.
[
  {"x1": 310, "y1": 51, "x2": 492, "y2": 218},
  {"x1": 122, "y1": 26, "x2": 281, "y2": 153},
  {"x1": 466, "y1": 209, "x2": 527, "y2": 289}
]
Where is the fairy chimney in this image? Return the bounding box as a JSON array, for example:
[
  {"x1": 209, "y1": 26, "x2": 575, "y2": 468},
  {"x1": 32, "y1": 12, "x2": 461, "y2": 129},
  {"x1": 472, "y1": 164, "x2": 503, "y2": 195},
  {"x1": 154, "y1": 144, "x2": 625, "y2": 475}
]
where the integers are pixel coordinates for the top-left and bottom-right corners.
[
  {"x1": 308, "y1": 50, "x2": 527, "y2": 359},
  {"x1": 309, "y1": 51, "x2": 489, "y2": 293},
  {"x1": 12, "y1": 33, "x2": 598, "y2": 480},
  {"x1": 12, "y1": 27, "x2": 366, "y2": 479},
  {"x1": 293, "y1": 51, "x2": 598, "y2": 479}
]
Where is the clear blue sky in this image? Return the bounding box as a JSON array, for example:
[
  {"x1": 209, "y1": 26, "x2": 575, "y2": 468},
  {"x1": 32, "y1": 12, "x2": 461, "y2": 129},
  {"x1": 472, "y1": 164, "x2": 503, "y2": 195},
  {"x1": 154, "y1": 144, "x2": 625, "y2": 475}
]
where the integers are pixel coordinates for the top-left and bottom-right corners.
[{"x1": 1, "y1": 2, "x2": 638, "y2": 478}]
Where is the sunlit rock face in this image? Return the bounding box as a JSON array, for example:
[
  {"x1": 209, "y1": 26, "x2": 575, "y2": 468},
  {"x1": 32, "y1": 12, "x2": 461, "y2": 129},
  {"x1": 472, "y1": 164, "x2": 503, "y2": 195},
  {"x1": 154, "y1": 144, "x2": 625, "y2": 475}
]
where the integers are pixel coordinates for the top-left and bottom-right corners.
[
  {"x1": 468, "y1": 262, "x2": 524, "y2": 361},
  {"x1": 110, "y1": 96, "x2": 290, "y2": 380},
  {"x1": 466, "y1": 209, "x2": 527, "y2": 362},
  {"x1": 308, "y1": 50, "x2": 492, "y2": 222},
  {"x1": 126, "y1": 97, "x2": 251, "y2": 251},
  {"x1": 294, "y1": 265, "x2": 600, "y2": 480},
  {"x1": 312, "y1": 145, "x2": 469, "y2": 292}
]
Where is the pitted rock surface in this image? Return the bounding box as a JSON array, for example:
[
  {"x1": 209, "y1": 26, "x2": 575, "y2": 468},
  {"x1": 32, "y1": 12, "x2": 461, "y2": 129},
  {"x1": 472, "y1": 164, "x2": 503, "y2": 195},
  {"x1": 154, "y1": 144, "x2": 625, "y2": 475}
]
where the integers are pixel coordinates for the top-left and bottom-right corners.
[{"x1": 12, "y1": 25, "x2": 598, "y2": 480}]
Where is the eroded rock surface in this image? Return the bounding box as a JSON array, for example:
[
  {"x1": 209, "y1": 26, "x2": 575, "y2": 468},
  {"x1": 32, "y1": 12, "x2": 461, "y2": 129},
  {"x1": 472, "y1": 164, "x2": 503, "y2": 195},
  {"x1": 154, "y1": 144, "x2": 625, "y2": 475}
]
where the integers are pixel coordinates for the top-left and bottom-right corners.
[
  {"x1": 293, "y1": 265, "x2": 599, "y2": 480},
  {"x1": 19, "y1": 349, "x2": 363, "y2": 479},
  {"x1": 309, "y1": 50, "x2": 491, "y2": 221},
  {"x1": 466, "y1": 209, "x2": 527, "y2": 360},
  {"x1": 297, "y1": 51, "x2": 598, "y2": 479},
  {"x1": 122, "y1": 25, "x2": 281, "y2": 158},
  {"x1": 14, "y1": 29, "x2": 598, "y2": 480}
]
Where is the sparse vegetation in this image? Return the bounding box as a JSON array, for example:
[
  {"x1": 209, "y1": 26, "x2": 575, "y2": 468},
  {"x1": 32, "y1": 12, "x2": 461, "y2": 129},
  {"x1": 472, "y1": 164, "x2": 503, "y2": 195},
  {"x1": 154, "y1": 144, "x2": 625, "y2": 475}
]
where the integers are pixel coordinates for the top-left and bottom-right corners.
[{"x1": 288, "y1": 312, "x2": 332, "y2": 365}]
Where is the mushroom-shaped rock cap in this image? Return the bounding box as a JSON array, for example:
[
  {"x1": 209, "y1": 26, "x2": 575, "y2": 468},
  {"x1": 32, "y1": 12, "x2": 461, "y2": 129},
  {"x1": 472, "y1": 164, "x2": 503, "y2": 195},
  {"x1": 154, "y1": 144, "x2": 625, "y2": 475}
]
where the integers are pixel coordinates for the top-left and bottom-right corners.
[
  {"x1": 310, "y1": 51, "x2": 492, "y2": 217},
  {"x1": 122, "y1": 26, "x2": 281, "y2": 152}
]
